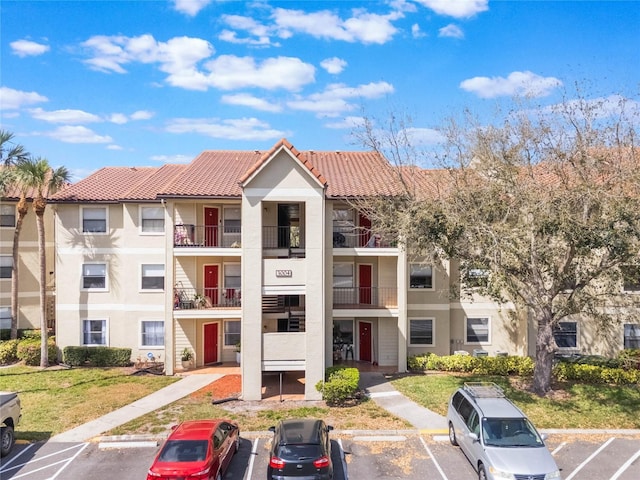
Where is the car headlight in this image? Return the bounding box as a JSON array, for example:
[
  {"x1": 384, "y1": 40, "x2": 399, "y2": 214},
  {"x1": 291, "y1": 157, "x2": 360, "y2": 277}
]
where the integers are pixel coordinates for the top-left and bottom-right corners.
[
  {"x1": 545, "y1": 470, "x2": 562, "y2": 479},
  {"x1": 488, "y1": 466, "x2": 516, "y2": 480}
]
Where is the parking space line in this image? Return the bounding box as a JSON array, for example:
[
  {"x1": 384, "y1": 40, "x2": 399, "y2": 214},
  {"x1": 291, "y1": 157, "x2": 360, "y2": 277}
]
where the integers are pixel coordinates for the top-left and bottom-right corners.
[
  {"x1": 565, "y1": 437, "x2": 616, "y2": 480},
  {"x1": 0, "y1": 443, "x2": 36, "y2": 472},
  {"x1": 610, "y1": 448, "x2": 640, "y2": 480},
  {"x1": 50, "y1": 442, "x2": 90, "y2": 480},
  {"x1": 337, "y1": 439, "x2": 349, "y2": 480},
  {"x1": 419, "y1": 436, "x2": 448, "y2": 480},
  {"x1": 244, "y1": 437, "x2": 259, "y2": 480},
  {"x1": 551, "y1": 441, "x2": 567, "y2": 455}
]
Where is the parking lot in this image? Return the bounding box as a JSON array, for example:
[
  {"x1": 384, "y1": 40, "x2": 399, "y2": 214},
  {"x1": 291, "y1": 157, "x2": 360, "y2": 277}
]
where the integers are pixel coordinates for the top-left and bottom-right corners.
[{"x1": 1, "y1": 432, "x2": 639, "y2": 479}]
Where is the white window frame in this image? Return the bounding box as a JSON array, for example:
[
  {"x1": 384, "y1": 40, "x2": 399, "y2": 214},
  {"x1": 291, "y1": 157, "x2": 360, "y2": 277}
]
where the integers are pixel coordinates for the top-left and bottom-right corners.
[
  {"x1": 223, "y1": 263, "x2": 241, "y2": 289},
  {"x1": 223, "y1": 320, "x2": 241, "y2": 348},
  {"x1": 553, "y1": 321, "x2": 579, "y2": 350},
  {"x1": 82, "y1": 318, "x2": 108, "y2": 346},
  {"x1": 81, "y1": 206, "x2": 108, "y2": 234},
  {"x1": 0, "y1": 255, "x2": 12, "y2": 279},
  {"x1": 333, "y1": 263, "x2": 354, "y2": 287},
  {"x1": 409, "y1": 263, "x2": 434, "y2": 290},
  {"x1": 465, "y1": 317, "x2": 491, "y2": 345},
  {"x1": 82, "y1": 263, "x2": 108, "y2": 291},
  {"x1": 139, "y1": 206, "x2": 165, "y2": 234},
  {"x1": 140, "y1": 319, "x2": 165, "y2": 348},
  {"x1": 0, "y1": 204, "x2": 16, "y2": 228},
  {"x1": 624, "y1": 324, "x2": 640, "y2": 349},
  {"x1": 409, "y1": 318, "x2": 435, "y2": 347},
  {"x1": 140, "y1": 263, "x2": 165, "y2": 291},
  {"x1": 621, "y1": 265, "x2": 640, "y2": 293},
  {"x1": 0, "y1": 307, "x2": 10, "y2": 330}
]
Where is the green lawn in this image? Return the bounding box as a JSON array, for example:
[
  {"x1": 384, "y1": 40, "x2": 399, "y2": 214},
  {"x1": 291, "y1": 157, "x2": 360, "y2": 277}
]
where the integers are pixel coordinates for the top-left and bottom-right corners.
[
  {"x1": 0, "y1": 365, "x2": 178, "y2": 441},
  {"x1": 391, "y1": 373, "x2": 640, "y2": 429}
]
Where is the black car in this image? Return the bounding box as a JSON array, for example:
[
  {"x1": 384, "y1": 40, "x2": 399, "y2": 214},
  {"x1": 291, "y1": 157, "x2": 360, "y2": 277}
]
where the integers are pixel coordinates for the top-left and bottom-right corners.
[{"x1": 267, "y1": 418, "x2": 334, "y2": 480}]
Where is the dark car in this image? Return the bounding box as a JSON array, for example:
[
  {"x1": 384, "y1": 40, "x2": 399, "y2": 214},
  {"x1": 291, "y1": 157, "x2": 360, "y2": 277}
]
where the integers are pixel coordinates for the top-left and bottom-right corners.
[
  {"x1": 147, "y1": 419, "x2": 239, "y2": 480},
  {"x1": 267, "y1": 418, "x2": 334, "y2": 480}
]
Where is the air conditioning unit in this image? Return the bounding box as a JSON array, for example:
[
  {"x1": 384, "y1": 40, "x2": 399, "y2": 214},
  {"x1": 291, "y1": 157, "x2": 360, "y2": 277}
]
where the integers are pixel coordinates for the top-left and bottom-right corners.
[{"x1": 473, "y1": 349, "x2": 489, "y2": 357}]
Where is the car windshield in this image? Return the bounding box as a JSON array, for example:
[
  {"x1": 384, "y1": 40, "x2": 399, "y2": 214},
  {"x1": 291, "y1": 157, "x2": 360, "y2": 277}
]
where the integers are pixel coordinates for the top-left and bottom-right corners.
[
  {"x1": 482, "y1": 417, "x2": 544, "y2": 447},
  {"x1": 158, "y1": 439, "x2": 208, "y2": 462},
  {"x1": 277, "y1": 444, "x2": 323, "y2": 461}
]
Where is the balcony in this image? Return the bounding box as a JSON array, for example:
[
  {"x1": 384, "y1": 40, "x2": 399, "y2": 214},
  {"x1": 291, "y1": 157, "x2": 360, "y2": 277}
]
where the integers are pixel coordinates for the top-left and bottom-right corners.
[
  {"x1": 173, "y1": 287, "x2": 241, "y2": 310},
  {"x1": 332, "y1": 227, "x2": 395, "y2": 248},
  {"x1": 262, "y1": 332, "x2": 306, "y2": 370},
  {"x1": 333, "y1": 287, "x2": 397, "y2": 309},
  {"x1": 174, "y1": 224, "x2": 241, "y2": 248}
]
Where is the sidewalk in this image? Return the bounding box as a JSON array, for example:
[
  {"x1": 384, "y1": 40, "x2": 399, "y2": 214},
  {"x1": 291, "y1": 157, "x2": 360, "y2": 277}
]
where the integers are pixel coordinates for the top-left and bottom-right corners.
[
  {"x1": 49, "y1": 374, "x2": 222, "y2": 442},
  {"x1": 359, "y1": 372, "x2": 448, "y2": 433}
]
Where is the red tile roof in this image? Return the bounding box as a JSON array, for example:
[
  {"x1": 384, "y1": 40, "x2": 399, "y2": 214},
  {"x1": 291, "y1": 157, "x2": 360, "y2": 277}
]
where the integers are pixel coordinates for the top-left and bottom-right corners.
[{"x1": 1, "y1": 166, "x2": 67, "y2": 200}]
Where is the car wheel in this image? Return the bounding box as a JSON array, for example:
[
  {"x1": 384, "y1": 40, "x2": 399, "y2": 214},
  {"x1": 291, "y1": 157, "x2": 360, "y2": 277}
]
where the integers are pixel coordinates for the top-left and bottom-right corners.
[
  {"x1": 478, "y1": 464, "x2": 487, "y2": 480},
  {"x1": 1, "y1": 425, "x2": 15, "y2": 457},
  {"x1": 448, "y1": 422, "x2": 458, "y2": 446}
]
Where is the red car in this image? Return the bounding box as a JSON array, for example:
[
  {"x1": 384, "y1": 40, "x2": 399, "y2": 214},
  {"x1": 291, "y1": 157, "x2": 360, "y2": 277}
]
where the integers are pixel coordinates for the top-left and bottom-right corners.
[{"x1": 147, "y1": 419, "x2": 240, "y2": 480}]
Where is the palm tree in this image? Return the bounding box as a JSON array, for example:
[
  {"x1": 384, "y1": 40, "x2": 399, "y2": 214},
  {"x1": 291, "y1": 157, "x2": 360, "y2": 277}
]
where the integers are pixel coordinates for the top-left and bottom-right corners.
[
  {"x1": 15, "y1": 158, "x2": 69, "y2": 367},
  {"x1": 1, "y1": 130, "x2": 29, "y2": 340}
]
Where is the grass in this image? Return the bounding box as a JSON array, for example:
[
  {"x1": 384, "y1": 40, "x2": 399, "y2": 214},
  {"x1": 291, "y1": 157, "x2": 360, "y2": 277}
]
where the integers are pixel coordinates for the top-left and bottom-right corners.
[
  {"x1": 391, "y1": 373, "x2": 640, "y2": 429},
  {"x1": 0, "y1": 365, "x2": 178, "y2": 441}
]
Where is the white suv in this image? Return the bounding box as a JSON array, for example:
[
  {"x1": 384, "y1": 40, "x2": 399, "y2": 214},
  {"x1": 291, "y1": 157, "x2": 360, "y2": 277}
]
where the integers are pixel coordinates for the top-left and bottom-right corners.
[{"x1": 447, "y1": 382, "x2": 561, "y2": 480}]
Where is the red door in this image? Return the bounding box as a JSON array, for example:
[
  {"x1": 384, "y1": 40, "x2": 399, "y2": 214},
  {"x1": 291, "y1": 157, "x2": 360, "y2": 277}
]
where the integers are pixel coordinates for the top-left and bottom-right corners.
[
  {"x1": 204, "y1": 323, "x2": 218, "y2": 364},
  {"x1": 204, "y1": 265, "x2": 219, "y2": 306},
  {"x1": 359, "y1": 264, "x2": 372, "y2": 305},
  {"x1": 359, "y1": 213, "x2": 371, "y2": 247},
  {"x1": 205, "y1": 207, "x2": 219, "y2": 247},
  {"x1": 359, "y1": 322, "x2": 372, "y2": 362}
]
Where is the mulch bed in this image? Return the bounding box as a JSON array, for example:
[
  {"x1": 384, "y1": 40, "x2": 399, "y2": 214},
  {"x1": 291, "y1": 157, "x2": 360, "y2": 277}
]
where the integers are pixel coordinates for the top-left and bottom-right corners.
[{"x1": 190, "y1": 374, "x2": 242, "y2": 400}]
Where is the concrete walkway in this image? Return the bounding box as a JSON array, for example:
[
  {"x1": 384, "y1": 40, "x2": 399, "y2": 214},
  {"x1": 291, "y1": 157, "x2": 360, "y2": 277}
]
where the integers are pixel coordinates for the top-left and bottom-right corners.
[
  {"x1": 359, "y1": 372, "x2": 448, "y2": 432},
  {"x1": 49, "y1": 374, "x2": 222, "y2": 442}
]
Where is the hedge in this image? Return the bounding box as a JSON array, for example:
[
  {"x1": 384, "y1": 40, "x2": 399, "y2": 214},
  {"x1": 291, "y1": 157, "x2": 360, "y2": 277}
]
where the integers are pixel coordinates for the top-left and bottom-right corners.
[
  {"x1": 63, "y1": 346, "x2": 132, "y2": 367},
  {"x1": 16, "y1": 337, "x2": 58, "y2": 366},
  {"x1": 316, "y1": 366, "x2": 360, "y2": 405},
  {"x1": 408, "y1": 354, "x2": 534, "y2": 376}
]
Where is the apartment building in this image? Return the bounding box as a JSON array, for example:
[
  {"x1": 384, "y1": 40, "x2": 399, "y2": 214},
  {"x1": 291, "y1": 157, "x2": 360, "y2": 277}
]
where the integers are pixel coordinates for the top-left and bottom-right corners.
[{"x1": 48, "y1": 139, "x2": 528, "y2": 400}]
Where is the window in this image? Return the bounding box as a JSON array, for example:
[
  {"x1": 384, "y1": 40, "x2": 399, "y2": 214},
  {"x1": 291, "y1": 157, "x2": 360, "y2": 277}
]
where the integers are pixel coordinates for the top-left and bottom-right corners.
[
  {"x1": 82, "y1": 207, "x2": 107, "y2": 233},
  {"x1": 332, "y1": 208, "x2": 355, "y2": 247},
  {"x1": 278, "y1": 317, "x2": 305, "y2": 332},
  {"x1": 141, "y1": 264, "x2": 165, "y2": 290},
  {"x1": 553, "y1": 321, "x2": 577, "y2": 349},
  {"x1": 465, "y1": 268, "x2": 489, "y2": 288},
  {"x1": 410, "y1": 264, "x2": 433, "y2": 289},
  {"x1": 621, "y1": 265, "x2": 640, "y2": 292},
  {"x1": 0, "y1": 256, "x2": 12, "y2": 279},
  {"x1": 624, "y1": 324, "x2": 640, "y2": 349},
  {"x1": 223, "y1": 207, "x2": 241, "y2": 234},
  {"x1": 83, "y1": 263, "x2": 106, "y2": 289},
  {"x1": 224, "y1": 264, "x2": 241, "y2": 289},
  {"x1": 466, "y1": 317, "x2": 490, "y2": 343},
  {"x1": 141, "y1": 206, "x2": 164, "y2": 233},
  {"x1": 141, "y1": 320, "x2": 164, "y2": 347},
  {"x1": 333, "y1": 263, "x2": 354, "y2": 287},
  {"x1": 83, "y1": 319, "x2": 107, "y2": 345},
  {"x1": 224, "y1": 320, "x2": 240, "y2": 347},
  {"x1": 1, "y1": 204, "x2": 15, "y2": 227},
  {"x1": 0, "y1": 307, "x2": 10, "y2": 330},
  {"x1": 410, "y1": 319, "x2": 434, "y2": 346}
]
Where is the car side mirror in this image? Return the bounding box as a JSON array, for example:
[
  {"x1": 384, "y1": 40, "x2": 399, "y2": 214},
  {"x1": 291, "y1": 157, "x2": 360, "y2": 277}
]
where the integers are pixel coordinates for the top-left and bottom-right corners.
[
  {"x1": 268, "y1": 426, "x2": 276, "y2": 433},
  {"x1": 327, "y1": 425, "x2": 334, "y2": 431},
  {"x1": 540, "y1": 433, "x2": 548, "y2": 441},
  {"x1": 468, "y1": 432, "x2": 479, "y2": 442}
]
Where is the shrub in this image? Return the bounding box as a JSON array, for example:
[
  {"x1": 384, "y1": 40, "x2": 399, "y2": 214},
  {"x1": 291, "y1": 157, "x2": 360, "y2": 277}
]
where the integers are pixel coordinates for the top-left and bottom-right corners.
[
  {"x1": 408, "y1": 354, "x2": 534, "y2": 377},
  {"x1": 553, "y1": 362, "x2": 640, "y2": 385},
  {"x1": 16, "y1": 337, "x2": 58, "y2": 366},
  {"x1": 0, "y1": 339, "x2": 19, "y2": 364},
  {"x1": 63, "y1": 346, "x2": 132, "y2": 367},
  {"x1": 316, "y1": 367, "x2": 360, "y2": 405}
]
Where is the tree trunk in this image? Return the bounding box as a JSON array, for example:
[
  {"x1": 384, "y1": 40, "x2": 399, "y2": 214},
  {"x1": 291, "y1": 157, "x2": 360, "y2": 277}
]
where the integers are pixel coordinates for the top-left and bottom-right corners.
[
  {"x1": 10, "y1": 196, "x2": 29, "y2": 340},
  {"x1": 35, "y1": 199, "x2": 48, "y2": 368},
  {"x1": 532, "y1": 316, "x2": 555, "y2": 395}
]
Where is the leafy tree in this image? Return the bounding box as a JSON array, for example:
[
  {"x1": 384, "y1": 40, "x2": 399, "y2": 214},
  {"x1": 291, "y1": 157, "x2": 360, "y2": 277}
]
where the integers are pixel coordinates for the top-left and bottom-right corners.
[
  {"x1": 0, "y1": 130, "x2": 30, "y2": 339},
  {"x1": 14, "y1": 158, "x2": 69, "y2": 366},
  {"x1": 357, "y1": 93, "x2": 640, "y2": 395}
]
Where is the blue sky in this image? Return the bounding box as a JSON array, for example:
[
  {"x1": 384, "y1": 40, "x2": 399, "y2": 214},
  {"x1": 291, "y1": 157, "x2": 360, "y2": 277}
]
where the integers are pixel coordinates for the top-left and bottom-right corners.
[{"x1": 1, "y1": 0, "x2": 639, "y2": 180}]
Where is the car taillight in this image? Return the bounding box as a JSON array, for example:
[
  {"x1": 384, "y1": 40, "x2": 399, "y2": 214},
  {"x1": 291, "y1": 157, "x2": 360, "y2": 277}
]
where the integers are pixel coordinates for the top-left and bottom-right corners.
[
  {"x1": 313, "y1": 456, "x2": 330, "y2": 468},
  {"x1": 146, "y1": 470, "x2": 161, "y2": 479},
  {"x1": 269, "y1": 456, "x2": 285, "y2": 469},
  {"x1": 187, "y1": 466, "x2": 211, "y2": 479}
]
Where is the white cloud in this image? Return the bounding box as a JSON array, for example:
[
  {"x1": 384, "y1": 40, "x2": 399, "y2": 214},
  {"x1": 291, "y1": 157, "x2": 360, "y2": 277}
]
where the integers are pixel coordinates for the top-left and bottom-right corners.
[
  {"x1": 0, "y1": 86, "x2": 48, "y2": 110},
  {"x1": 221, "y1": 93, "x2": 283, "y2": 112},
  {"x1": 439, "y1": 24, "x2": 464, "y2": 39},
  {"x1": 43, "y1": 126, "x2": 113, "y2": 144},
  {"x1": 414, "y1": 0, "x2": 489, "y2": 18},
  {"x1": 10, "y1": 39, "x2": 50, "y2": 57},
  {"x1": 405, "y1": 127, "x2": 445, "y2": 145},
  {"x1": 109, "y1": 113, "x2": 128, "y2": 124},
  {"x1": 460, "y1": 71, "x2": 563, "y2": 98},
  {"x1": 204, "y1": 55, "x2": 315, "y2": 91},
  {"x1": 324, "y1": 116, "x2": 367, "y2": 129},
  {"x1": 150, "y1": 154, "x2": 194, "y2": 163},
  {"x1": 411, "y1": 24, "x2": 426, "y2": 38},
  {"x1": 287, "y1": 81, "x2": 395, "y2": 116},
  {"x1": 165, "y1": 117, "x2": 288, "y2": 141},
  {"x1": 321, "y1": 57, "x2": 347, "y2": 74},
  {"x1": 130, "y1": 110, "x2": 154, "y2": 120},
  {"x1": 30, "y1": 107, "x2": 101, "y2": 124},
  {"x1": 107, "y1": 144, "x2": 123, "y2": 150},
  {"x1": 272, "y1": 7, "x2": 402, "y2": 44},
  {"x1": 172, "y1": 0, "x2": 212, "y2": 17}
]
